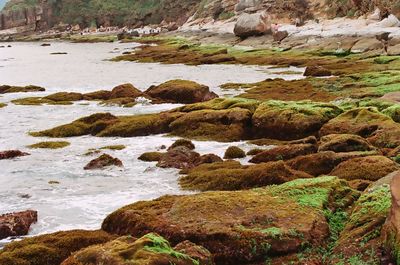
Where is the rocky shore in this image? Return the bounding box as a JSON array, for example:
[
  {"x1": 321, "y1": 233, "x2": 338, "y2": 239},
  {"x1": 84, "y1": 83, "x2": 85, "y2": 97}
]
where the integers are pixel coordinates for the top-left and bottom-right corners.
[{"x1": 1, "y1": 0, "x2": 400, "y2": 264}]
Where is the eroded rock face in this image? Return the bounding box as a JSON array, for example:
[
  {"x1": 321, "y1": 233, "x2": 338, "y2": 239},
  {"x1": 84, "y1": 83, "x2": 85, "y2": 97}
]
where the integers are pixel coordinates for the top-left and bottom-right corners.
[
  {"x1": 0, "y1": 210, "x2": 37, "y2": 240},
  {"x1": 102, "y1": 176, "x2": 356, "y2": 264},
  {"x1": 0, "y1": 230, "x2": 114, "y2": 265},
  {"x1": 145, "y1": 80, "x2": 218, "y2": 104},
  {"x1": 234, "y1": 12, "x2": 271, "y2": 38},
  {"x1": 84, "y1": 154, "x2": 123, "y2": 170},
  {"x1": 61, "y1": 233, "x2": 214, "y2": 265},
  {"x1": 0, "y1": 150, "x2": 30, "y2": 160}
]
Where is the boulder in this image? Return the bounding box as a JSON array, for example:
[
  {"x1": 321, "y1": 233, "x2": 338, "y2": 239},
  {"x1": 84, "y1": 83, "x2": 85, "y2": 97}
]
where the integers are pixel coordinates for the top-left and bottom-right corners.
[
  {"x1": 109, "y1": 83, "x2": 143, "y2": 99},
  {"x1": 319, "y1": 107, "x2": 400, "y2": 148},
  {"x1": 0, "y1": 230, "x2": 114, "y2": 265},
  {"x1": 157, "y1": 146, "x2": 200, "y2": 169},
  {"x1": 138, "y1": 152, "x2": 164, "y2": 162},
  {"x1": 61, "y1": 233, "x2": 213, "y2": 265},
  {"x1": 179, "y1": 160, "x2": 312, "y2": 191},
  {"x1": 170, "y1": 108, "x2": 252, "y2": 142},
  {"x1": 273, "y1": 30, "x2": 289, "y2": 42},
  {"x1": 329, "y1": 155, "x2": 399, "y2": 181},
  {"x1": 0, "y1": 85, "x2": 45, "y2": 94},
  {"x1": 0, "y1": 150, "x2": 29, "y2": 160},
  {"x1": 194, "y1": 154, "x2": 223, "y2": 165},
  {"x1": 0, "y1": 210, "x2": 37, "y2": 240},
  {"x1": 44, "y1": 92, "x2": 83, "y2": 102},
  {"x1": 84, "y1": 154, "x2": 123, "y2": 170},
  {"x1": 224, "y1": 146, "x2": 246, "y2": 159},
  {"x1": 318, "y1": 134, "x2": 375, "y2": 152},
  {"x1": 168, "y1": 139, "x2": 195, "y2": 151},
  {"x1": 102, "y1": 176, "x2": 357, "y2": 264},
  {"x1": 145, "y1": 80, "x2": 218, "y2": 104},
  {"x1": 351, "y1": 38, "x2": 383, "y2": 53},
  {"x1": 252, "y1": 100, "x2": 342, "y2": 140},
  {"x1": 249, "y1": 143, "x2": 317, "y2": 163},
  {"x1": 234, "y1": 12, "x2": 271, "y2": 38},
  {"x1": 235, "y1": 0, "x2": 262, "y2": 12},
  {"x1": 303, "y1": 66, "x2": 332, "y2": 77}
]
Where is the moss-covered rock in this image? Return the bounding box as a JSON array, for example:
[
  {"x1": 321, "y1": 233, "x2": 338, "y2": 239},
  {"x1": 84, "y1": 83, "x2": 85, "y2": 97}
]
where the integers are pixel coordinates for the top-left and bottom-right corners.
[
  {"x1": 102, "y1": 176, "x2": 357, "y2": 264},
  {"x1": 0, "y1": 85, "x2": 45, "y2": 94},
  {"x1": 318, "y1": 134, "x2": 375, "y2": 153},
  {"x1": 382, "y1": 104, "x2": 400, "y2": 123},
  {"x1": 249, "y1": 136, "x2": 318, "y2": 146},
  {"x1": 61, "y1": 233, "x2": 212, "y2": 265},
  {"x1": 0, "y1": 230, "x2": 114, "y2": 265},
  {"x1": 138, "y1": 152, "x2": 165, "y2": 162},
  {"x1": 329, "y1": 155, "x2": 399, "y2": 181},
  {"x1": 286, "y1": 151, "x2": 379, "y2": 177},
  {"x1": 0, "y1": 103, "x2": 7, "y2": 108},
  {"x1": 157, "y1": 146, "x2": 200, "y2": 169},
  {"x1": 249, "y1": 143, "x2": 317, "y2": 163},
  {"x1": 168, "y1": 139, "x2": 195, "y2": 150},
  {"x1": 223, "y1": 146, "x2": 246, "y2": 159},
  {"x1": 179, "y1": 160, "x2": 312, "y2": 191},
  {"x1": 12, "y1": 97, "x2": 73, "y2": 106},
  {"x1": 170, "y1": 108, "x2": 252, "y2": 142},
  {"x1": 252, "y1": 100, "x2": 343, "y2": 140},
  {"x1": 176, "y1": 97, "x2": 261, "y2": 113},
  {"x1": 44, "y1": 92, "x2": 83, "y2": 102},
  {"x1": 145, "y1": 79, "x2": 218, "y2": 104},
  {"x1": 100, "y1": 145, "x2": 126, "y2": 150},
  {"x1": 28, "y1": 141, "x2": 70, "y2": 149},
  {"x1": 108, "y1": 83, "x2": 143, "y2": 99},
  {"x1": 320, "y1": 107, "x2": 400, "y2": 148}
]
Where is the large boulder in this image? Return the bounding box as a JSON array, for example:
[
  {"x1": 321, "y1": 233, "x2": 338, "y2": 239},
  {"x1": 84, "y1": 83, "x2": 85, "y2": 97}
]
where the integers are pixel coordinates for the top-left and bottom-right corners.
[
  {"x1": 0, "y1": 150, "x2": 29, "y2": 160},
  {"x1": 0, "y1": 210, "x2": 37, "y2": 240},
  {"x1": 329, "y1": 155, "x2": 399, "y2": 181},
  {"x1": 102, "y1": 176, "x2": 357, "y2": 264},
  {"x1": 179, "y1": 160, "x2": 312, "y2": 191},
  {"x1": 234, "y1": 12, "x2": 271, "y2": 38},
  {"x1": 318, "y1": 134, "x2": 375, "y2": 153},
  {"x1": 62, "y1": 233, "x2": 213, "y2": 265},
  {"x1": 252, "y1": 100, "x2": 342, "y2": 140},
  {"x1": 249, "y1": 143, "x2": 317, "y2": 163},
  {"x1": 145, "y1": 80, "x2": 218, "y2": 104},
  {"x1": 319, "y1": 107, "x2": 400, "y2": 148},
  {"x1": 169, "y1": 108, "x2": 252, "y2": 142},
  {"x1": 0, "y1": 230, "x2": 114, "y2": 265},
  {"x1": 109, "y1": 83, "x2": 143, "y2": 99}
]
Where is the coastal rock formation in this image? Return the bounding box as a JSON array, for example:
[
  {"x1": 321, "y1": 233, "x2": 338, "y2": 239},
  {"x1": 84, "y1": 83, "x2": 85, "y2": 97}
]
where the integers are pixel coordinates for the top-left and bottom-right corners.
[
  {"x1": 223, "y1": 146, "x2": 246, "y2": 159},
  {"x1": 61, "y1": 233, "x2": 213, "y2": 265},
  {"x1": 0, "y1": 85, "x2": 45, "y2": 94},
  {"x1": 84, "y1": 154, "x2": 123, "y2": 170},
  {"x1": 318, "y1": 134, "x2": 375, "y2": 152},
  {"x1": 249, "y1": 143, "x2": 317, "y2": 163},
  {"x1": 0, "y1": 230, "x2": 114, "y2": 265},
  {"x1": 0, "y1": 210, "x2": 37, "y2": 240},
  {"x1": 0, "y1": 150, "x2": 30, "y2": 160},
  {"x1": 145, "y1": 80, "x2": 218, "y2": 104},
  {"x1": 157, "y1": 146, "x2": 200, "y2": 169},
  {"x1": 102, "y1": 176, "x2": 357, "y2": 264}
]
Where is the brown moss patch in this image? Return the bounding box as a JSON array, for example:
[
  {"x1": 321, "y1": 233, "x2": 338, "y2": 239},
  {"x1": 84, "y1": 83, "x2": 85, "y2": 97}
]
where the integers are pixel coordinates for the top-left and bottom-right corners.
[
  {"x1": 28, "y1": 141, "x2": 71, "y2": 149},
  {"x1": 0, "y1": 85, "x2": 45, "y2": 94}
]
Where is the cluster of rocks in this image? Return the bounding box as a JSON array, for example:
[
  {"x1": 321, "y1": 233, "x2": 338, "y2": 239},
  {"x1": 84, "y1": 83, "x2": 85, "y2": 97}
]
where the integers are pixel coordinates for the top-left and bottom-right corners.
[{"x1": 12, "y1": 80, "x2": 218, "y2": 107}]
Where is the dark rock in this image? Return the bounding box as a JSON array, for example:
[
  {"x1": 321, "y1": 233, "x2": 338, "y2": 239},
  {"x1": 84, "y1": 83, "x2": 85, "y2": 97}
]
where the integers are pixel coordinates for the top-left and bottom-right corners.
[
  {"x1": 0, "y1": 150, "x2": 29, "y2": 160},
  {"x1": 157, "y1": 146, "x2": 200, "y2": 169},
  {"x1": 0, "y1": 210, "x2": 37, "y2": 240},
  {"x1": 84, "y1": 154, "x2": 123, "y2": 170},
  {"x1": 303, "y1": 66, "x2": 332, "y2": 77}
]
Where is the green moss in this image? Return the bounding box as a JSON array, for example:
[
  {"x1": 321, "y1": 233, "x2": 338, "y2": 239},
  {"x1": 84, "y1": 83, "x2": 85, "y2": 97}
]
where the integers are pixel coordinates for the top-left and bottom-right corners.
[
  {"x1": 12, "y1": 97, "x2": 73, "y2": 106},
  {"x1": 0, "y1": 103, "x2": 6, "y2": 108},
  {"x1": 382, "y1": 104, "x2": 400, "y2": 122},
  {"x1": 100, "y1": 145, "x2": 126, "y2": 150},
  {"x1": 0, "y1": 85, "x2": 45, "y2": 94},
  {"x1": 28, "y1": 141, "x2": 71, "y2": 149},
  {"x1": 176, "y1": 97, "x2": 261, "y2": 113}
]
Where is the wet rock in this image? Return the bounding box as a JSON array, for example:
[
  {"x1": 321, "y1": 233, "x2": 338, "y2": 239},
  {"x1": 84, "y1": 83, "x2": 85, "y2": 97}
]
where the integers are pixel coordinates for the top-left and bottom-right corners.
[
  {"x1": 286, "y1": 151, "x2": 378, "y2": 177},
  {"x1": 109, "y1": 83, "x2": 143, "y2": 99},
  {"x1": 28, "y1": 141, "x2": 70, "y2": 149},
  {"x1": 320, "y1": 107, "x2": 400, "y2": 148},
  {"x1": 0, "y1": 210, "x2": 37, "y2": 240},
  {"x1": 40, "y1": 43, "x2": 51, "y2": 47},
  {"x1": 83, "y1": 90, "x2": 112, "y2": 100},
  {"x1": 138, "y1": 152, "x2": 164, "y2": 162},
  {"x1": 223, "y1": 146, "x2": 246, "y2": 159},
  {"x1": 61, "y1": 233, "x2": 213, "y2": 265},
  {"x1": 249, "y1": 143, "x2": 317, "y2": 163},
  {"x1": 84, "y1": 154, "x2": 123, "y2": 170},
  {"x1": 249, "y1": 136, "x2": 318, "y2": 146},
  {"x1": 303, "y1": 66, "x2": 332, "y2": 77},
  {"x1": 0, "y1": 230, "x2": 114, "y2": 265},
  {"x1": 179, "y1": 160, "x2": 312, "y2": 191},
  {"x1": 234, "y1": 12, "x2": 271, "y2": 38},
  {"x1": 170, "y1": 108, "x2": 252, "y2": 142},
  {"x1": 102, "y1": 176, "x2": 356, "y2": 264},
  {"x1": 0, "y1": 150, "x2": 29, "y2": 160},
  {"x1": 273, "y1": 30, "x2": 289, "y2": 43},
  {"x1": 157, "y1": 146, "x2": 200, "y2": 169},
  {"x1": 168, "y1": 139, "x2": 195, "y2": 151},
  {"x1": 329, "y1": 155, "x2": 399, "y2": 181},
  {"x1": 44, "y1": 92, "x2": 83, "y2": 102},
  {"x1": 194, "y1": 154, "x2": 223, "y2": 166},
  {"x1": 0, "y1": 85, "x2": 45, "y2": 94},
  {"x1": 145, "y1": 79, "x2": 218, "y2": 104},
  {"x1": 252, "y1": 100, "x2": 342, "y2": 140},
  {"x1": 318, "y1": 134, "x2": 375, "y2": 152}
]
